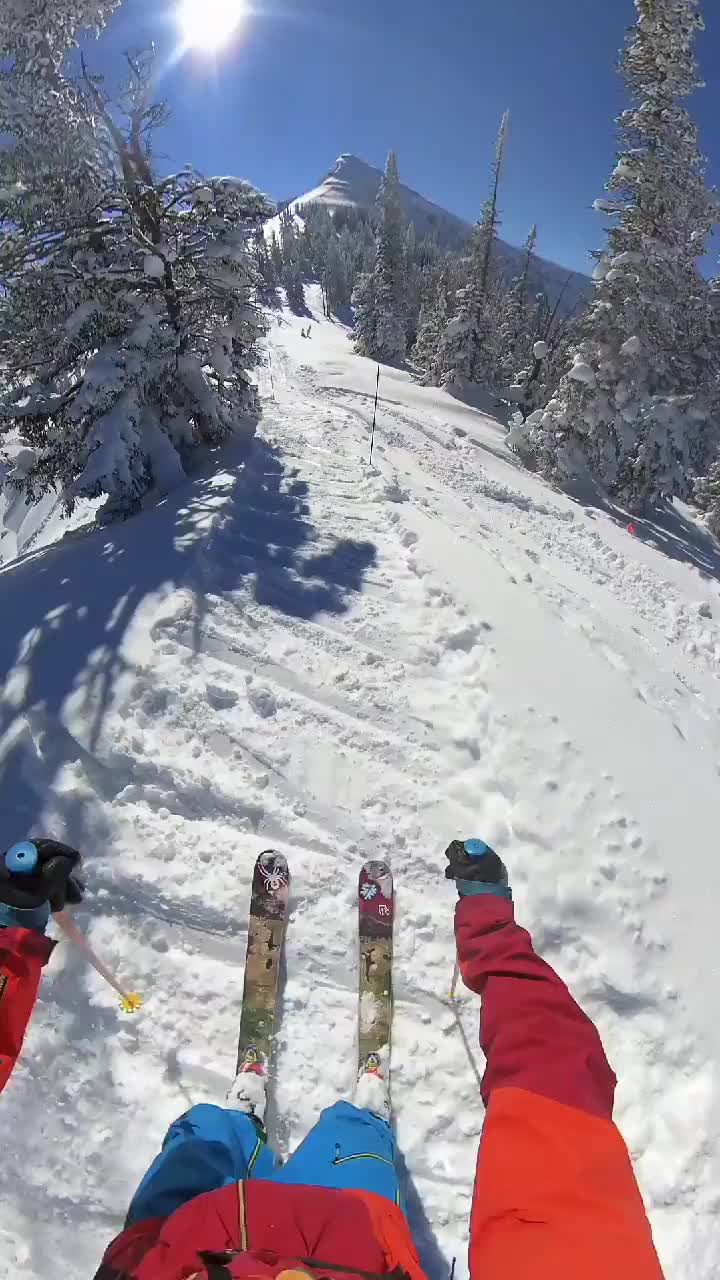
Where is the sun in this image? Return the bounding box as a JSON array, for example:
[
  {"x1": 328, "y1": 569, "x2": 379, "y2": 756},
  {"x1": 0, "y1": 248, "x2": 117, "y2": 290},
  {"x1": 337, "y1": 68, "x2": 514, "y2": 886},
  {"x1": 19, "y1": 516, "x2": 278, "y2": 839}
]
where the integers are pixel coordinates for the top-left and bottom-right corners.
[{"x1": 178, "y1": 0, "x2": 248, "y2": 53}]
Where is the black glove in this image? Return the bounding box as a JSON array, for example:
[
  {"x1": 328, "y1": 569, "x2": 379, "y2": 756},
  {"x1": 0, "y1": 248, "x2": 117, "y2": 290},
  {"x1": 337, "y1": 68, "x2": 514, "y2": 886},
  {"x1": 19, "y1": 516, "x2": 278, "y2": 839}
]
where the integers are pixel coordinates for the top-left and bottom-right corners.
[
  {"x1": 0, "y1": 839, "x2": 84, "y2": 913},
  {"x1": 445, "y1": 838, "x2": 512, "y2": 900}
]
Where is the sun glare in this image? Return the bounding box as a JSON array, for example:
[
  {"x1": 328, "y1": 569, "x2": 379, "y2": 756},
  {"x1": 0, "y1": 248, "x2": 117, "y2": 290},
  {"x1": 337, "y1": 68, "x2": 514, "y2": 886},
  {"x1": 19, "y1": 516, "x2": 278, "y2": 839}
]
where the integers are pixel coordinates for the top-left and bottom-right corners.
[{"x1": 178, "y1": 0, "x2": 248, "y2": 53}]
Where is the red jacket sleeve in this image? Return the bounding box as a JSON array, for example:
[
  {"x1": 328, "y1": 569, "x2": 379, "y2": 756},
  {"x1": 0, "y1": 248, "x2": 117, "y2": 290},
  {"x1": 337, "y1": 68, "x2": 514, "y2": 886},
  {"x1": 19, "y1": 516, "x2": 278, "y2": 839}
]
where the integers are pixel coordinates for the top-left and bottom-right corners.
[
  {"x1": 0, "y1": 926, "x2": 54, "y2": 1094},
  {"x1": 455, "y1": 894, "x2": 616, "y2": 1116},
  {"x1": 456, "y1": 895, "x2": 664, "y2": 1280}
]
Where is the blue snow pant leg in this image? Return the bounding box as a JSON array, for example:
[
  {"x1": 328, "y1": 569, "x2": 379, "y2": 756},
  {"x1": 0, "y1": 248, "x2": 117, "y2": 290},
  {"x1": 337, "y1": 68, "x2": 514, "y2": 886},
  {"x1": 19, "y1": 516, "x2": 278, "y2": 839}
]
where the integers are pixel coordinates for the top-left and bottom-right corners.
[
  {"x1": 125, "y1": 1104, "x2": 277, "y2": 1226},
  {"x1": 274, "y1": 1101, "x2": 401, "y2": 1206}
]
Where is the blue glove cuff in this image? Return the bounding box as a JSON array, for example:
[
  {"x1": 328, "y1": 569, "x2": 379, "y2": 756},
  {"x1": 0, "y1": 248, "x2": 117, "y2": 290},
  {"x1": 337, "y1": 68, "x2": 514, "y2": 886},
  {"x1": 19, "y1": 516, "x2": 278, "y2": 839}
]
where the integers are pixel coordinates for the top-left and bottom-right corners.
[
  {"x1": 0, "y1": 902, "x2": 50, "y2": 934},
  {"x1": 456, "y1": 880, "x2": 512, "y2": 901}
]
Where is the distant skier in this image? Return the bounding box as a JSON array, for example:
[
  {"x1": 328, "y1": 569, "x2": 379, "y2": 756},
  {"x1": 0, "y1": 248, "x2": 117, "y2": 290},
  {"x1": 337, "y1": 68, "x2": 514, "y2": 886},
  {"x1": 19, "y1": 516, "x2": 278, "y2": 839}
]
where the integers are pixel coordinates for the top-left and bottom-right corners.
[
  {"x1": 306, "y1": 324, "x2": 312, "y2": 339},
  {"x1": 300, "y1": 327, "x2": 307, "y2": 338},
  {"x1": 1, "y1": 837, "x2": 665, "y2": 1279}
]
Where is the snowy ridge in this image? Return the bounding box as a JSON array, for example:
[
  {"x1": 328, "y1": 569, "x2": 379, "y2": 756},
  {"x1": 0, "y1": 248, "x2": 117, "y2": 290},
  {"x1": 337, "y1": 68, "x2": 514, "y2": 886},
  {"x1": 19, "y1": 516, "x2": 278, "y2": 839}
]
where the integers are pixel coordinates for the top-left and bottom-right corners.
[
  {"x1": 288, "y1": 153, "x2": 590, "y2": 312},
  {"x1": 0, "y1": 286, "x2": 718, "y2": 1277}
]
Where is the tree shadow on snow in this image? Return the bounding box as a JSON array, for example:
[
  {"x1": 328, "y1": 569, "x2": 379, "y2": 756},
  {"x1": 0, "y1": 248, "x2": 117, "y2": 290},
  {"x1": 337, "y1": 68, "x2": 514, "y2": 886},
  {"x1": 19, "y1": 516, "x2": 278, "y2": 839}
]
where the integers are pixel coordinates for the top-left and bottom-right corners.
[
  {"x1": 443, "y1": 379, "x2": 513, "y2": 426},
  {"x1": 0, "y1": 433, "x2": 379, "y2": 1271},
  {"x1": 631, "y1": 502, "x2": 720, "y2": 581},
  {"x1": 0, "y1": 434, "x2": 377, "y2": 848},
  {"x1": 330, "y1": 303, "x2": 354, "y2": 329},
  {"x1": 564, "y1": 476, "x2": 720, "y2": 582}
]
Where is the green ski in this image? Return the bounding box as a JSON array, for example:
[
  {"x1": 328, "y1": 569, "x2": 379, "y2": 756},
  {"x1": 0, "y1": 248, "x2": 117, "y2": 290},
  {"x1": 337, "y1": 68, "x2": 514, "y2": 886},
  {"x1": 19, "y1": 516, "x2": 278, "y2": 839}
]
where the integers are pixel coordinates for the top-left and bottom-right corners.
[{"x1": 236, "y1": 849, "x2": 290, "y2": 1078}]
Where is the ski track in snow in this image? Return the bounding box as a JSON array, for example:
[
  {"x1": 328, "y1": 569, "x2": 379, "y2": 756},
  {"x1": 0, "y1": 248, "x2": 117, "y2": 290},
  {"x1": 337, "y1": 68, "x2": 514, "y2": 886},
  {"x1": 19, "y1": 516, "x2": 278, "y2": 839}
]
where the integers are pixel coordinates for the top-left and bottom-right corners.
[{"x1": 0, "y1": 287, "x2": 719, "y2": 1278}]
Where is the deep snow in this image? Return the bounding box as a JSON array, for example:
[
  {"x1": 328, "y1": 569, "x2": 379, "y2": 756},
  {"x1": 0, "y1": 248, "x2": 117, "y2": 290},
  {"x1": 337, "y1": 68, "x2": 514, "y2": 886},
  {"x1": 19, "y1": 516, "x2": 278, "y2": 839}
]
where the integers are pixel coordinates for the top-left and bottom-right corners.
[{"x1": 0, "y1": 286, "x2": 718, "y2": 1278}]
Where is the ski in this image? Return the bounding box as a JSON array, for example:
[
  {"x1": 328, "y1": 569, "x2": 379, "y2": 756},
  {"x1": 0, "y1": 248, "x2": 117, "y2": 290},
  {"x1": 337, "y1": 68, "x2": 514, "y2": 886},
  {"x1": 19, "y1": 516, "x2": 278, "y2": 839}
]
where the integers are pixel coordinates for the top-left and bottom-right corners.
[
  {"x1": 237, "y1": 850, "x2": 290, "y2": 1078},
  {"x1": 358, "y1": 860, "x2": 394, "y2": 1074}
]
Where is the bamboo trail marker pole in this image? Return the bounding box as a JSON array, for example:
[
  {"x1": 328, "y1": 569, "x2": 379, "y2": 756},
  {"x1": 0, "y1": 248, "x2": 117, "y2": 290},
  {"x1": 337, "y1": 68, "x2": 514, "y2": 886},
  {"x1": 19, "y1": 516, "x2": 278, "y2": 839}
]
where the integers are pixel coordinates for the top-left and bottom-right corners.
[{"x1": 369, "y1": 366, "x2": 380, "y2": 466}]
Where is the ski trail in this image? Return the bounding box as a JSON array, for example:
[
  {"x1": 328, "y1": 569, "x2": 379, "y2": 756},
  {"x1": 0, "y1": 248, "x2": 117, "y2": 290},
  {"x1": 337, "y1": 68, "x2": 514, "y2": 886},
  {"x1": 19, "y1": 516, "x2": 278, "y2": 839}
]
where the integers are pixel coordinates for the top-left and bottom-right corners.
[
  {"x1": 265, "y1": 312, "x2": 720, "y2": 1272},
  {"x1": 0, "y1": 294, "x2": 717, "y2": 1278}
]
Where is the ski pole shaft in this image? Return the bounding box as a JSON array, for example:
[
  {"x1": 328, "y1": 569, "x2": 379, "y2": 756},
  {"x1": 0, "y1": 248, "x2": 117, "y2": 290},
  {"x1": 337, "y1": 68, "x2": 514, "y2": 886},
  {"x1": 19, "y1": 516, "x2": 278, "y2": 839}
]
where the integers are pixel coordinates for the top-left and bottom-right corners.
[
  {"x1": 449, "y1": 957, "x2": 460, "y2": 1001},
  {"x1": 53, "y1": 910, "x2": 142, "y2": 1013}
]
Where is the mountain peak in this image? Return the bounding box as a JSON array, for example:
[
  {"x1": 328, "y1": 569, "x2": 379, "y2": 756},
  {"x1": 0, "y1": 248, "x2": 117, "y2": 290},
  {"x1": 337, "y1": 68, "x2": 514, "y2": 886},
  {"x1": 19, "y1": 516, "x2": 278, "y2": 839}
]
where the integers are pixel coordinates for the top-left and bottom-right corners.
[
  {"x1": 292, "y1": 152, "x2": 467, "y2": 241},
  {"x1": 330, "y1": 153, "x2": 378, "y2": 177},
  {"x1": 290, "y1": 153, "x2": 589, "y2": 312}
]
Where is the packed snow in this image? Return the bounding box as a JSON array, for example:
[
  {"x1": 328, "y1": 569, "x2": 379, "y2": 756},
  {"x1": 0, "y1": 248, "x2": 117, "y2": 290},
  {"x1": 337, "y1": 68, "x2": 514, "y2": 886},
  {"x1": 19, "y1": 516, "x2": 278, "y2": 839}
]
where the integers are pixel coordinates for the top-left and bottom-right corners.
[{"x1": 0, "y1": 286, "x2": 719, "y2": 1278}]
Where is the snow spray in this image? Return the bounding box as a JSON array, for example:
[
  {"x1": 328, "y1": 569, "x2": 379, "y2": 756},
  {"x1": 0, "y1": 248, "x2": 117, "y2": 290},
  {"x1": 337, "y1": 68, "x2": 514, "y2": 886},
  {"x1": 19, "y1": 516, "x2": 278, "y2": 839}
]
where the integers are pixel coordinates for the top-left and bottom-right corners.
[{"x1": 4, "y1": 842, "x2": 142, "y2": 1013}]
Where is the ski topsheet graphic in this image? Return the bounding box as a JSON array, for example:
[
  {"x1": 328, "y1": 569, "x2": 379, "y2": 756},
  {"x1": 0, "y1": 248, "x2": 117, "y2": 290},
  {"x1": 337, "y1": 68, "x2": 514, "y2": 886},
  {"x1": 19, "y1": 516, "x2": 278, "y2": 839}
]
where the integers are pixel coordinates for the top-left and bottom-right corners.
[
  {"x1": 358, "y1": 860, "x2": 394, "y2": 1072},
  {"x1": 237, "y1": 850, "x2": 290, "y2": 1076}
]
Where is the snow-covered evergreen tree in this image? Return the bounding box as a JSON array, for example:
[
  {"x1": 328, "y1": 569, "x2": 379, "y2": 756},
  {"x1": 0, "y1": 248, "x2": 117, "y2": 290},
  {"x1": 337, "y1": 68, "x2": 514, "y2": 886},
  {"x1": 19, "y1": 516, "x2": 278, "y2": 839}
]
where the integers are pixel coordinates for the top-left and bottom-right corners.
[
  {"x1": 403, "y1": 222, "x2": 422, "y2": 348},
  {"x1": 497, "y1": 225, "x2": 537, "y2": 386},
  {"x1": 413, "y1": 271, "x2": 450, "y2": 384},
  {"x1": 693, "y1": 460, "x2": 720, "y2": 537},
  {"x1": 437, "y1": 112, "x2": 510, "y2": 387},
  {"x1": 323, "y1": 237, "x2": 351, "y2": 314},
  {"x1": 353, "y1": 152, "x2": 407, "y2": 363},
  {"x1": 351, "y1": 270, "x2": 377, "y2": 351},
  {"x1": 253, "y1": 227, "x2": 279, "y2": 301},
  {"x1": 0, "y1": 40, "x2": 273, "y2": 517},
  {"x1": 269, "y1": 230, "x2": 284, "y2": 279},
  {"x1": 505, "y1": 281, "x2": 580, "y2": 424},
  {"x1": 0, "y1": 0, "x2": 118, "y2": 193},
  {"x1": 300, "y1": 202, "x2": 335, "y2": 278},
  {"x1": 283, "y1": 266, "x2": 306, "y2": 313},
  {"x1": 507, "y1": 342, "x2": 551, "y2": 423},
  {"x1": 279, "y1": 209, "x2": 306, "y2": 313},
  {"x1": 517, "y1": 0, "x2": 716, "y2": 509}
]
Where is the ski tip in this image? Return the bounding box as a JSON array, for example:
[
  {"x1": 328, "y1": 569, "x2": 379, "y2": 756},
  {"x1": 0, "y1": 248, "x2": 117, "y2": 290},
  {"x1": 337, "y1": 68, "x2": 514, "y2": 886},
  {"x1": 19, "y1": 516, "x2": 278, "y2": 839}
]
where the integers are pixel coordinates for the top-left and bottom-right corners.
[
  {"x1": 256, "y1": 849, "x2": 288, "y2": 869},
  {"x1": 254, "y1": 849, "x2": 289, "y2": 885},
  {"x1": 360, "y1": 860, "x2": 392, "y2": 882}
]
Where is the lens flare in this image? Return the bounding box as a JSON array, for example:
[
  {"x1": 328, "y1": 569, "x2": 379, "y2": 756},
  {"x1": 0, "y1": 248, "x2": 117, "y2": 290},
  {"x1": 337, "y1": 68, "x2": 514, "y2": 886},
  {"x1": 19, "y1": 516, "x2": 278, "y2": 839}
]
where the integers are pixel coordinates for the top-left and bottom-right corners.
[{"x1": 178, "y1": 0, "x2": 247, "y2": 53}]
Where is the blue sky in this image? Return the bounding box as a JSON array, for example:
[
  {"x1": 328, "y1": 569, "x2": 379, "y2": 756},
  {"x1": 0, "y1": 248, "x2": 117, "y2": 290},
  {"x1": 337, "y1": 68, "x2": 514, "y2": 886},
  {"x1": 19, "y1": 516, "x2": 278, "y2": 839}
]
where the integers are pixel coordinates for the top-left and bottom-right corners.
[{"x1": 89, "y1": 0, "x2": 720, "y2": 275}]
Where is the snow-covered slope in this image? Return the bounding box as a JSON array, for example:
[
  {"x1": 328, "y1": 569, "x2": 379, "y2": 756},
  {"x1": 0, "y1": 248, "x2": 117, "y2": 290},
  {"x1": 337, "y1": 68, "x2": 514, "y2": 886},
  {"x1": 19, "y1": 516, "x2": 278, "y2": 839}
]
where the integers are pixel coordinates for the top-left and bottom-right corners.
[
  {"x1": 0, "y1": 287, "x2": 719, "y2": 1278},
  {"x1": 289, "y1": 153, "x2": 590, "y2": 311}
]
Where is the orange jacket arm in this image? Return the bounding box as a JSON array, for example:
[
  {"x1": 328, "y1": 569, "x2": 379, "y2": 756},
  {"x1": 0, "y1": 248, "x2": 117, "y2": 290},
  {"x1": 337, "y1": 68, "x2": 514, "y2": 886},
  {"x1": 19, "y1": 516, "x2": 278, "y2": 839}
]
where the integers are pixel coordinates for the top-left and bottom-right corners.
[{"x1": 455, "y1": 895, "x2": 664, "y2": 1280}]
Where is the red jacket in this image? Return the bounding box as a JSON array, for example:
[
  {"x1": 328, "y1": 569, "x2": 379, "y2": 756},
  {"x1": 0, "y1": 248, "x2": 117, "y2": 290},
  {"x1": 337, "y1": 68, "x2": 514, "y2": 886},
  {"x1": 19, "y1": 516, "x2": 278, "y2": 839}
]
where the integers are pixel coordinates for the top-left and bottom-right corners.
[
  {"x1": 0, "y1": 926, "x2": 53, "y2": 1093},
  {"x1": 455, "y1": 895, "x2": 664, "y2": 1280},
  {"x1": 1, "y1": 898, "x2": 665, "y2": 1280}
]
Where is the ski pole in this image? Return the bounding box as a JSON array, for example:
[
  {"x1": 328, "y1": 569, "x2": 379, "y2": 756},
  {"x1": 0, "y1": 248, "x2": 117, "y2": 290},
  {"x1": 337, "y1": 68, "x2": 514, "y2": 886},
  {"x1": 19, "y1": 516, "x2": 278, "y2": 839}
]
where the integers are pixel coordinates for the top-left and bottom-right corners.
[
  {"x1": 53, "y1": 911, "x2": 143, "y2": 1013},
  {"x1": 4, "y1": 841, "x2": 142, "y2": 1013},
  {"x1": 449, "y1": 957, "x2": 460, "y2": 1001}
]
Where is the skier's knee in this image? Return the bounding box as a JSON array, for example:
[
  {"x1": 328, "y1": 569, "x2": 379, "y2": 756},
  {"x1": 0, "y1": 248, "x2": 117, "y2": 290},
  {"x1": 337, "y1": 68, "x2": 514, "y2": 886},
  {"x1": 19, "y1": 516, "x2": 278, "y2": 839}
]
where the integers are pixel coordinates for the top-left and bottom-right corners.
[{"x1": 167, "y1": 1103, "x2": 232, "y2": 1142}]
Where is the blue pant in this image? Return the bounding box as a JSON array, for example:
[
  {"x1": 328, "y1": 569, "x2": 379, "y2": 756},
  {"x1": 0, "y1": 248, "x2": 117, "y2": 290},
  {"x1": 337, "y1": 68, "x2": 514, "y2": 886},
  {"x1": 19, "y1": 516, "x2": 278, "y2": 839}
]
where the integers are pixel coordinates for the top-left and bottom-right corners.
[{"x1": 126, "y1": 1101, "x2": 400, "y2": 1226}]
